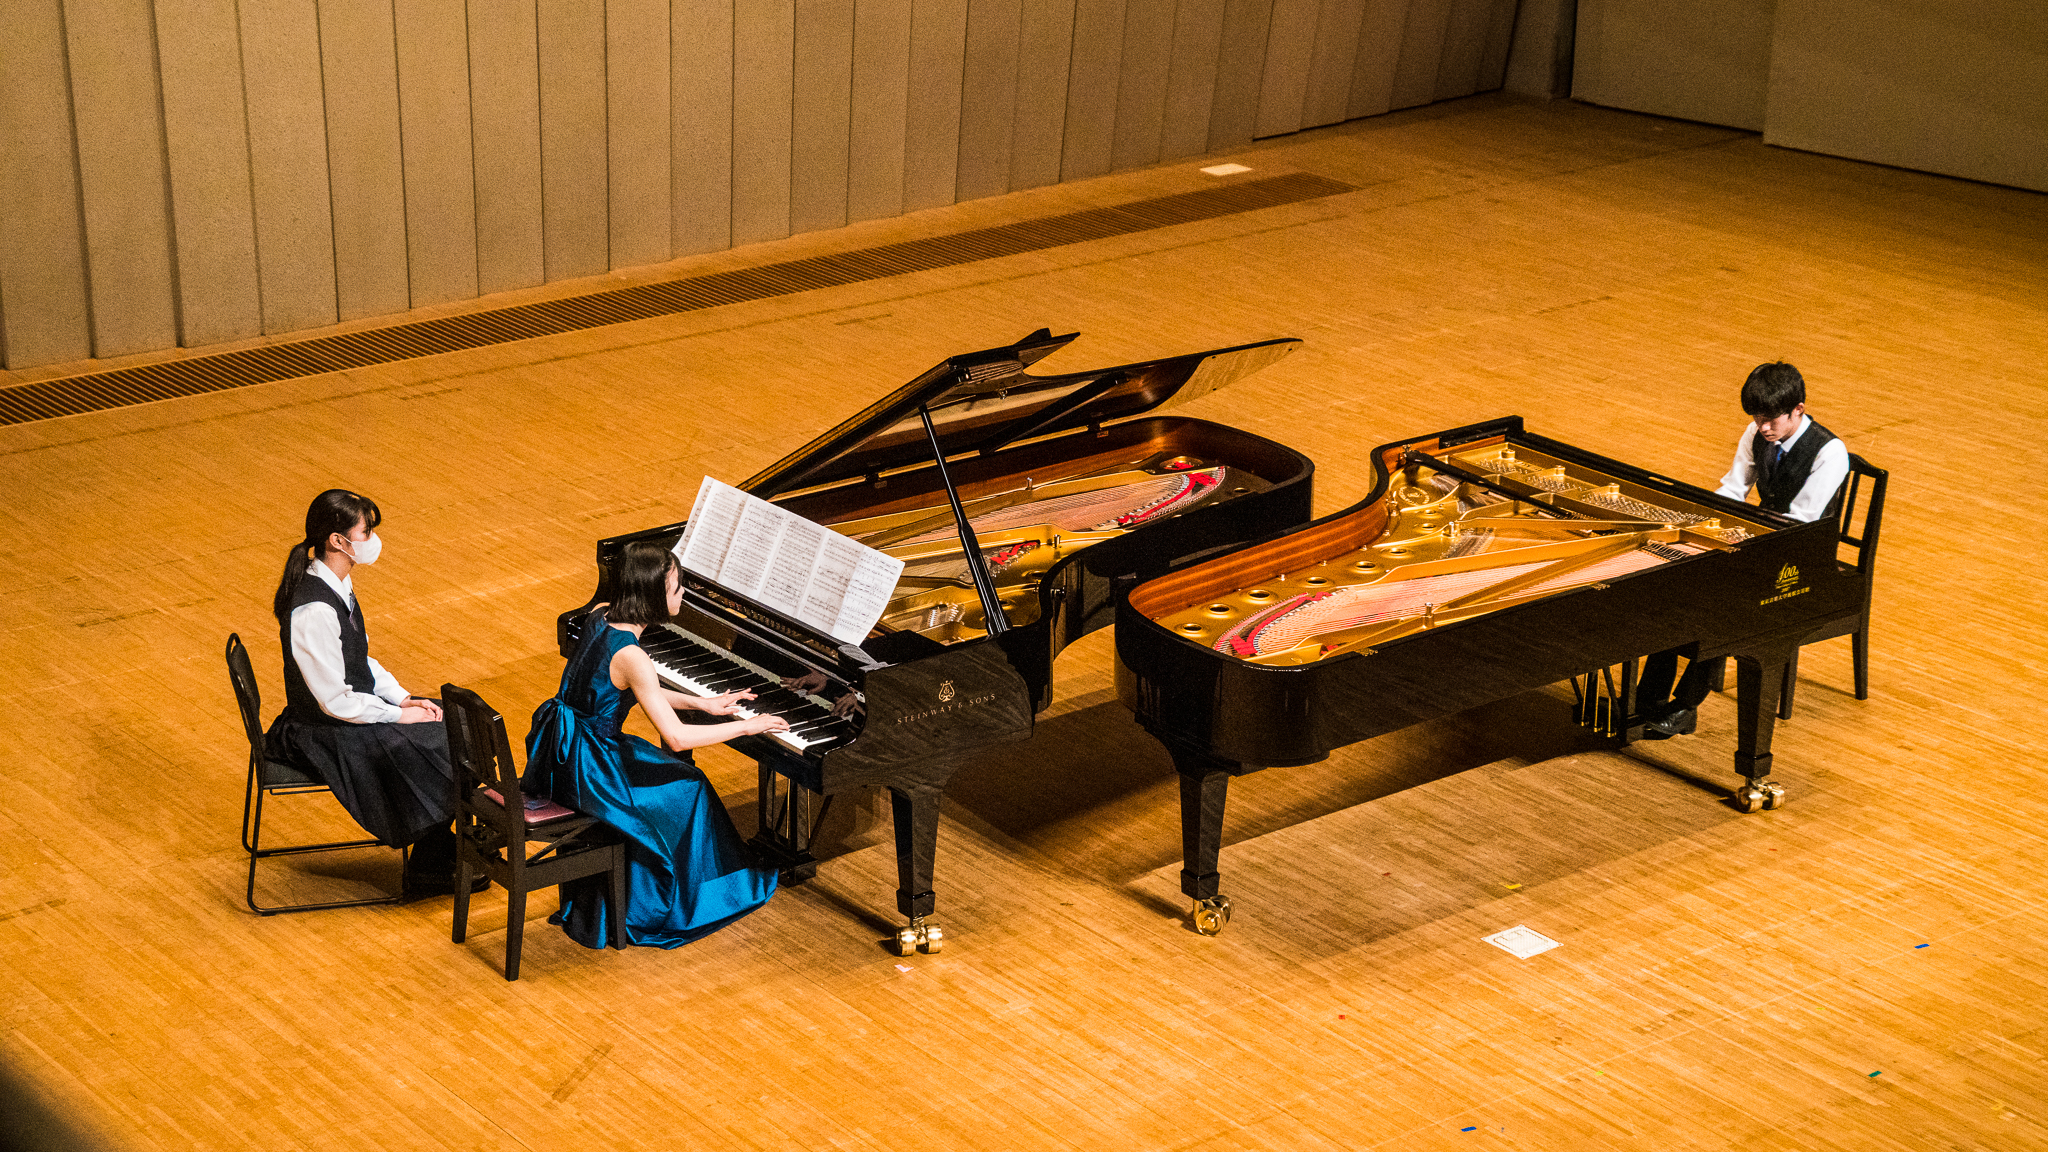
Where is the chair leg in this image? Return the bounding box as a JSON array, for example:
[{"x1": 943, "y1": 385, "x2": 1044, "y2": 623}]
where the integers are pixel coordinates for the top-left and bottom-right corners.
[
  {"x1": 607, "y1": 846, "x2": 628, "y2": 950},
  {"x1": 1708, "y1": 657, "x2": 1727, "y2": 694},
  {"x1": 1779, "y1": 649, "x2": 1799, "y2": 721},
  {"x1": 1853, "y1": 624, "x2": 1871, "y2": 700},
  {"x1": 504, "y1": 882, "x2": 526, "y2": 981},
  {"x1": 452, "y1": 843, "x2": 473, "y2": 944}
]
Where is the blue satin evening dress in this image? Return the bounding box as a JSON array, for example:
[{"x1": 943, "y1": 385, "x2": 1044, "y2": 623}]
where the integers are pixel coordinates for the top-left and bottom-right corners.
[{"x1": 522, "y1": 615, "x2": 777, "y2": 948}]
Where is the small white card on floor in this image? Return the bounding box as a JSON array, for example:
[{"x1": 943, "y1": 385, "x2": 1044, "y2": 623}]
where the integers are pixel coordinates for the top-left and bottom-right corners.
[
  {"x1": 1201, "y1": 163, "x2": 1253, "y2": 176},
  {"x1": 1483, "y1": 925, "x2": 1560, "y2": 958}
]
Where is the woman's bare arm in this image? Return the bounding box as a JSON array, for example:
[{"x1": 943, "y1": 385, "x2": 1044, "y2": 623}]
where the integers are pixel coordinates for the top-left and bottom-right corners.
[{"x1": 613, "y1": 645, "x2": 787, "y2": 751}]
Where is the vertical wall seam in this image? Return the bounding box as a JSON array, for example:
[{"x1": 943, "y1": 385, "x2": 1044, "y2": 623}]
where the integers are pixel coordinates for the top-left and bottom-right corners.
[
  {"x1": 389, "y1": 0, "x2": 414, "y2": 310},
  {"x1": 231, "y1": 0, "x2": 269, "y2": 333},
  {"x1": 54, "y1": 0, "x2": 101, "y2": 355},
  {"x1": 144, "y1": 0, "x2": 188, "y2": 345}
]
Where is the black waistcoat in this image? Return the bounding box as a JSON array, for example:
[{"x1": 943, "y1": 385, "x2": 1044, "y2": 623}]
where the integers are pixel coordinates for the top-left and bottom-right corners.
[
  {"x1": 279, "y1": 572, "x2": 375, "y2": 726},
  {"x1": 1751, "y1": 418, "x2": 1838, "y2": 516}
]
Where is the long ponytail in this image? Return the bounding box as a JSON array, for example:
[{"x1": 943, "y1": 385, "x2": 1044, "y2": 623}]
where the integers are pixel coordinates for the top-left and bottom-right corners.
[{"x1": 273, "y1": 489, "x2": 382, "y2": 623}]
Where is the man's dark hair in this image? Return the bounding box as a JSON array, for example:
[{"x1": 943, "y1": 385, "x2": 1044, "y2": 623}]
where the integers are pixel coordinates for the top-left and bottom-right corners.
[
  {"x1": 1741, "y1": 362, "x2": 1806, "y2": 418},
  {"x1": 610, "y1": 541, "x2": 680, "y2": 627}
]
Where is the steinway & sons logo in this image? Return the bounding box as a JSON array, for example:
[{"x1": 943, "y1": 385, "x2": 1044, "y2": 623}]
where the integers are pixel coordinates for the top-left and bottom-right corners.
[
  {"x1": 1761, "y1": 562, "x2": 1809, "y2": 606},
  {"x1": 896, "y1": 679, "x2": 997, "y2": 724}
]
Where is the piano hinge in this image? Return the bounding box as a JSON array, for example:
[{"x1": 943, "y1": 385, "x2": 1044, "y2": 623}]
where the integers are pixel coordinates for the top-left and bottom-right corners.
[
  {"x1": 866, "y1": 469, "x2": 887, "y2": 489},
  {"x1": 1090, "y1": 421, "x2": 1105, "y2": 438}
]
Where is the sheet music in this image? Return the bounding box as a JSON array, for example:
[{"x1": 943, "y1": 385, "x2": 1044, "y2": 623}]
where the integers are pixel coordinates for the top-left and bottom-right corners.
[{"x1": 674, "y1": 477, "x2": 905, "y2": 644}]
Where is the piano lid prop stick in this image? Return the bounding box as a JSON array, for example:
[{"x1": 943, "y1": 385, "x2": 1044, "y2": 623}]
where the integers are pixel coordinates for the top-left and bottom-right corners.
[
  {"x1": 918, "y1": 402, "x2": 1010, "y2": 636},
  {"x1": 1402, "y1": 450, "x2": 1577, "y2": 520}
]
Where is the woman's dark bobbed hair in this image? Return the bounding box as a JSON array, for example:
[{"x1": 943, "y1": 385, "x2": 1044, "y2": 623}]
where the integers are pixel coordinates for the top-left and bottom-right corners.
[
  {"x1": 272, "y1": 489, "x2": 381, "y2": 623},
  {"x1": 609, "y1": 541, "x2": 680, "y2": 627}
]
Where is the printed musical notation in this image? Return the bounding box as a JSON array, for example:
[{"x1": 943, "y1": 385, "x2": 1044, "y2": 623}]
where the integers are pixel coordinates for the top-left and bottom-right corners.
[{"x1": 675, "y1": 477, "x2": 906, "y2": 644}]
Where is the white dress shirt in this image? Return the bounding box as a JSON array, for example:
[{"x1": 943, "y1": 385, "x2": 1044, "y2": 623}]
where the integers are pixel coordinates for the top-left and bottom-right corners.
[
  {"x1": 1715, "y1": 415, "x2": 1850, "y2": 524},
  {"x1": 289, "y1": 561, "x2": 410, "y2": 723}
]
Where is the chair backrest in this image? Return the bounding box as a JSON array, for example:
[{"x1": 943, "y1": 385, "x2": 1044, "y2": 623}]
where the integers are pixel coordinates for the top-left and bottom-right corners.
[
  {"x1": 443, "y1": 683, "x2": 522, "y2": 798},
  {"x1": 224, "y1": 634, "x2": 267, "y2": 755},
  {"x1": 1835, "y1": 454, "x2": 1888, "y2": 588}
]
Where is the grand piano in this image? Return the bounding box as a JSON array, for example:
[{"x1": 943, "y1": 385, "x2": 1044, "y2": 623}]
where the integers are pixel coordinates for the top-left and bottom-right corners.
[
  {"x1": 1115, "y1": 417, "x2": 1858, "y2": 933},
  {"x1": 559, "y1": 329, "x2": 1314, "y2": 952}
]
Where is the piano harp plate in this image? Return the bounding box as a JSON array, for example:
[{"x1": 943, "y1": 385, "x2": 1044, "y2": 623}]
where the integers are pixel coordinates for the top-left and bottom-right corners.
[{"x1": 1147, "y1": 442, "x2": 1770, "y2": 666}]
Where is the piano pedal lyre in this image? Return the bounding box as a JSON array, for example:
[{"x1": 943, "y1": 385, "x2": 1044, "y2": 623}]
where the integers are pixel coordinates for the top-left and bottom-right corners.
[
  {"x1": 895, "y1": 916, "x2": 944, "y2": 955},
  {"x1": 1190, "y1": 895, "x2": 1232, "y2": 936}
]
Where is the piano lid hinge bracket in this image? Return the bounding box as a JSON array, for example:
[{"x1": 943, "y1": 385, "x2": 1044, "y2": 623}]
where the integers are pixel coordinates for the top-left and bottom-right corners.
[{"x1": 1090, "y1": 421, "x2": 1105, "y2": 438}]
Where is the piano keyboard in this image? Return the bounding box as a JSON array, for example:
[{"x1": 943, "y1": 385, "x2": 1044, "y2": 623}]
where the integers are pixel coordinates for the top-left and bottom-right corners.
[{"x1": 638, "y1": 626, "x2": 855, "y2": 754}]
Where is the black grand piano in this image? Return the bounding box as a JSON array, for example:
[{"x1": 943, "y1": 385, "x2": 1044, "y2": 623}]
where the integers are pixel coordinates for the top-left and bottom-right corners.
[
  {"x1": 559, "y1": 329, "x2": 1314, "y2": 952},
  {"x1": 1115, "y1": 417, "x2": 1858, "y2": 934}
]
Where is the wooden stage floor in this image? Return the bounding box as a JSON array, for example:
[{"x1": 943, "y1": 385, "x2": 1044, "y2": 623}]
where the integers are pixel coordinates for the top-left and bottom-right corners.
[{"x1": 4, "y1": 94, "x2": 2046, "y2": 1151}]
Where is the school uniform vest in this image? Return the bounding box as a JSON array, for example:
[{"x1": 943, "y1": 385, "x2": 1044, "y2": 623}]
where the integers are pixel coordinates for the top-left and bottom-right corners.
[
  {"x1": 1751, "y1": 418, "x2": 1838, "y2": 516},
  {"x1": 279, "y1": 575, "x2": 375, "y2": 726}
]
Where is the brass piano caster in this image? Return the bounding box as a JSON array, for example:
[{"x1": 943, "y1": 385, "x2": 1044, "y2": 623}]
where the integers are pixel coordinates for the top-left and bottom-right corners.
[
  {"x1": 895, "y1": 918, "x2": 943, "y2": 955},
  {"x1": 1190, "y1": 895, "x2": 1232, "y2": 936},
  {"x1": 1733, "y1": 781, "x2": 1787, "y2": 813}
]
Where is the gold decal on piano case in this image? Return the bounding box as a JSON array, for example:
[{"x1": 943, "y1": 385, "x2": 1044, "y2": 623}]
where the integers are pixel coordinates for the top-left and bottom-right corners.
[
  {"x1": 938, "y1": 680, "x2": 956, "y2": 702},
  {"x1": 1775, "y1": 563, "x2": 1799, "y2": 592},
  {"x1": 895, "y1": 694, "x2": 999, "y2": 724}
]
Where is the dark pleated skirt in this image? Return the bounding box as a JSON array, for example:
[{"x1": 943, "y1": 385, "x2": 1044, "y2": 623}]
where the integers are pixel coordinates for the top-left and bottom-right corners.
[{"x1": 265, "y1": 714, "x2": 455, "y2": 847}]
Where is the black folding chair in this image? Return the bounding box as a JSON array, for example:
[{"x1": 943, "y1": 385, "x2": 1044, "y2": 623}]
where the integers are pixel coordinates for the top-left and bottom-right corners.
[
  {"x1": 229, "y1": 634, "x2": 404, "y2": 915},
  {"x1": 444, "y1": 684, "x2": 626, "y2": 980}
]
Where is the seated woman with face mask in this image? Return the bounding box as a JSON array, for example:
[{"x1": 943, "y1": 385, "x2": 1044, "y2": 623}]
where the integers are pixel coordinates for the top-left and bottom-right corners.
[{"x1": 265, "y1": 489, "x2": 461, "y2": 894}]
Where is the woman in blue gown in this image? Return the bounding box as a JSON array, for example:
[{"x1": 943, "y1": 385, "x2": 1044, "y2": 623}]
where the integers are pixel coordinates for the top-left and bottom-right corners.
[{"x1": 523, "y1": 542, "x2": 787, "y2": 948}]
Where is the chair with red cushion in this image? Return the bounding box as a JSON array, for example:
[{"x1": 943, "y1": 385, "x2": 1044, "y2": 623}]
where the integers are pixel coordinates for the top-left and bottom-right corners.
[{"x1": 442, "y1": 684, "x2": 625, "y2": 979}]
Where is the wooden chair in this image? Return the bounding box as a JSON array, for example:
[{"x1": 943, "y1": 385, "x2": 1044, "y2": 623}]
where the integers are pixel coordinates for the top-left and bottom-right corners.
[
  {"x1": 443, "y1": 684, "x2": 626, "y2": 980},
  {"x1": 1777, "y1": 454, "x2": 1887, "y2": 718},
  {"x1": 229, "y1": 634, "x2": 404, "y2": 915}
]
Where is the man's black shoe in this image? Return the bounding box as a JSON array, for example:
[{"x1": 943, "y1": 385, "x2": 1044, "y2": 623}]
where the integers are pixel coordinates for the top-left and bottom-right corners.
[{"x1": 1640, "y1": 707, "x2": 1698, "y2": 740}]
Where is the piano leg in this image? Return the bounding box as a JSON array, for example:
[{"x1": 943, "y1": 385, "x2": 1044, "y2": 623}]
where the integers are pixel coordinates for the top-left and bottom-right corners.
[
  {"x1": 889, "y1": 783, "x2": 945, "y2": 955},
  {"x1": 1173, "y1": 748, "x2": 1235, "y2": 936},
  {"x1": 1731, "y1": 647, "x2": 1792, "y2": 813}
]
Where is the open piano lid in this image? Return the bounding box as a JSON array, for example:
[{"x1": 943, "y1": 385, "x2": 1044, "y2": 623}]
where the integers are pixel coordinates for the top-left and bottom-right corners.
[{"x1": 741, "y1": 329, "x2": 1300, "y2": 499}]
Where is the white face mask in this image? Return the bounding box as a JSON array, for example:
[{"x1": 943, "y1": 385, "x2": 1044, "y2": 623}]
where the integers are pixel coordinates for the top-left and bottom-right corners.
[{"x1": 342, "y1": 532, "x2": 382, "y2": 566}]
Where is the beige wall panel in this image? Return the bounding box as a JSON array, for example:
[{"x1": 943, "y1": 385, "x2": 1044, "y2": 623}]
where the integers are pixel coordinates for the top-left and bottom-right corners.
[
  {"x1": 957, "y1": 0, "x2": 1023, "y2": 201},
  {"x1": 1434, "y1": 0, "x2": 1494, "y2": 98},
  {"x1": 394, "y1": 0, "x2": 478, "y2": 306},
  {"x1": 63, "y1": 0, "x2": 179, "y2": 359},
  {"x1": 1060, "y1": 0, "x2": 1126, "y2": 178},
  {"x1": 468, "y1": 0, "x2": 544, "y2": 294},
  {"x1": 1346, "y1": 0, "x2": 1410, "y2": 117},
  {"x1": 1571, "y1": 0, "x2": 1771, "y2": 131},
  {"x1": 155, "y1": 0, "x2": 261, "y2": 346},
  {"x1": 1390, "y1": 0, "x2": 1451, "y2": 109},
  {"x1": 1160, "y1": 0, "x2": 1226, "y2": 160},
  {"x1": 237, "y1": 0, "x2": 338, "y2": 335},
  {"x1": 1766, "y1": 0, "x2": 2048, "y2": 194},
  {"x1": 1301, "y1": 0, "x2": 1367, "y2": 127},
  {"x1": 1207, "y1": 0, "x2": 1273, "y2": 149},
  {"x1": 539, "y1": 0, "x2": 610, "y2": 278},
  {"x1": 733, "y1": 0, "x2": 795, "y2": 244},
  {"x1": 848, "y1": 0, "x2": 911, "y2": 221},
  {"x1": 318, "y1": 0, "x2": 412, "y2": 321},
  {"x1": 607, "y1": 0, "x2": 672, "y2": 267},
  {"x1": 1109, "y1": 0, "x2": 1176, "y2": 170},
  {"x1": 672, "y1": 0, "x2": 735, "y2": 253},
  {"x1": 1503, "y1": 0, "x2": 1576, "y2": 99},
  {"x1": 903, "y1": 0, "x2": 968, "y2": 209},
  {"x1": 1254, "y1": 0, "x2": 1319, "y2": 136},
  {"x1": 1476, "y1": 0, "x2": 1517, "y2": 89},
  {"x1": 791, "y1": 0, "x2": 855, "y2": 231},
  {"x1": 1010, "y1": 0, "x2": 1074, "y2": 188},
  {"x1": 0, "y1": 0, "x2": 91, "y2": 368}
]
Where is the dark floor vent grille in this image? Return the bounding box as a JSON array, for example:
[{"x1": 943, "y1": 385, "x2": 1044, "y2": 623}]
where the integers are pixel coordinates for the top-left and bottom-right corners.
[{"x1": 0, "y1": 172, "x2": 1352, "y2": 426}]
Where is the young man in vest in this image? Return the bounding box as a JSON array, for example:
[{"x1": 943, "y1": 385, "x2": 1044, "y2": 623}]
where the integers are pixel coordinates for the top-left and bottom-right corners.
[{"x1": 1638, "y1": 361, "x2": 1849, "y2": 737}]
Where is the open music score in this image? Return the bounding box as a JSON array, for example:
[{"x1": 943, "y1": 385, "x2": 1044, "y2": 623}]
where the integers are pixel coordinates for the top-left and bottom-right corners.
[{"x1": 675, "y1": 477, "x2": 905, "y2": 644}]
